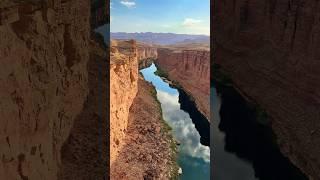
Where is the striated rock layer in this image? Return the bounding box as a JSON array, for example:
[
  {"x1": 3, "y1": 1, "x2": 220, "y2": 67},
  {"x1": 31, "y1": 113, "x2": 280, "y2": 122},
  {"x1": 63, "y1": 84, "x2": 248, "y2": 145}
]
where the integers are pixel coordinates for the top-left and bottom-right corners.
[
  {"x1": 137, "y1": 42, "x2": 157, "y2": 69},
  {"x1": 157, "y1": 48, "x2": 210, "y2": 120},
  {"x1": 214, "y1": 0, "x2": 320, "y2": 179},
  {"x1": 137, "y1": 42, "x2": 157, "y2": 61},
  {"x1": 0, "y1": 0, "x2": 107, "y2": 179}
]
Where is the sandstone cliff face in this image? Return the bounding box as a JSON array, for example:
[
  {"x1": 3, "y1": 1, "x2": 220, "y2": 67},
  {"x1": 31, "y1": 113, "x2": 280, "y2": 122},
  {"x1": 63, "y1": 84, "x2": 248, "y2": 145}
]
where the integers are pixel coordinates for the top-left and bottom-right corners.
[
  {"x1": 0, "y1": 0, "x2": 106, "y2": 179},
  {"x1": 137, "y1": 43, "x2": 157, "y2": 69},
  {"x1": 214, "y1": 0, "x2": 320, "y2": 179},
  {"x1": 110, "y1": 40, "x2": 178, "y2": 179},
  {"x1": 110, "y1": 40, "x2": 138, "y2": 166},
  {"x1": 157, "y1": 48, "x2": 210, "y2": 120},
  {"x1": 137, "y1": 43, "x2": 157, "y2": 61}
]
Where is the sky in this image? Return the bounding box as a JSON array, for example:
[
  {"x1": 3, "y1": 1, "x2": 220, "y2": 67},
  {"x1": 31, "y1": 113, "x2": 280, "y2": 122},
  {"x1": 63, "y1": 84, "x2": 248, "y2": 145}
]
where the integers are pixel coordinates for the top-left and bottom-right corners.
[{"x1": 110, "y1": 0, "x2": 210, "y2": 35}]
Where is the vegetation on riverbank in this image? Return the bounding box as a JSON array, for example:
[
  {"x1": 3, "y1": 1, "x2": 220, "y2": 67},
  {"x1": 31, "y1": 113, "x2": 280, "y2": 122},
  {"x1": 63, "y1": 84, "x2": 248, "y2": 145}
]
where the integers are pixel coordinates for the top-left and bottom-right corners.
[
  {"x1": 154, "y1": 65, "x2": 169, "y2": 79},
  {"x1": 149, "y1": 84, "x2": 179, "y2": 179},
  {"x1": 154, "y1": 63, "x2": 183, "y2": 90}
]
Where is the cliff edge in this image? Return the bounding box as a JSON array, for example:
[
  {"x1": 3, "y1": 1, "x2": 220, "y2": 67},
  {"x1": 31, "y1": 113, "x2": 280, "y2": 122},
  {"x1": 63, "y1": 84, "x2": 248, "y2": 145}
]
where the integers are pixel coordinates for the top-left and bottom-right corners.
[{"x1": 110, "y1": 40, "x2": 177, "y2": 179}]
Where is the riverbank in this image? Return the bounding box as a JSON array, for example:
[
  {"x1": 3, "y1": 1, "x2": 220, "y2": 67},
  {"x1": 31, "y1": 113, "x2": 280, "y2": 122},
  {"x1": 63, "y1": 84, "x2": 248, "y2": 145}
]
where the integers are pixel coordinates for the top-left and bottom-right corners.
[
  {"x1": 111, "y1": 75, "x2": 178, "y2": 179},
  {"x1": 141, "y1": 63, "x2": 210, "y2": 179}
]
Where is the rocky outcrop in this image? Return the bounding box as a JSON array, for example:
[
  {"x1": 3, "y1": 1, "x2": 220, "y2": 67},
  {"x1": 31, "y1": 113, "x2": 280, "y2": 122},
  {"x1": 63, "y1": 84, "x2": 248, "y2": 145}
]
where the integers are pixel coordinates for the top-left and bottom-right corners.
[
  {"x1": 0, "y1": 0, "x2": 106, "y2": 179},
  {"x1": 111, "y1": 76, "x2": 177, "y2": 180},
  {"x1": 157, "y1": 48, "x2": 210, "y2": 120},
  {"x1": 110, "y1": 40, "x2": 159, "y2": 163},
  {"x1": 137, "y1": 42, "x2": 157, "y2": 69},
  {"x1": 137, "y1": 42, "x2": 157, "y2": 61},
  {"x1": 110, "y1": 40, "x2": 177, "y2": 179},
  {"x1": 110, "y1": 40, "x2": 138, "y2": 166},
  {"x1": 214, "y1": 1, "x2": 320, "y2": 179}
]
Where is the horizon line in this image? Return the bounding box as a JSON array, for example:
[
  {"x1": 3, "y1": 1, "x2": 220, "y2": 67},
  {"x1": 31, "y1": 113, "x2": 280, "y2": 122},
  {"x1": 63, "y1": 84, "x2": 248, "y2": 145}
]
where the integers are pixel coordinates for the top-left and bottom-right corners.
[{"x1": 110, "y1": 31, "x2": 210, "y2": 36}]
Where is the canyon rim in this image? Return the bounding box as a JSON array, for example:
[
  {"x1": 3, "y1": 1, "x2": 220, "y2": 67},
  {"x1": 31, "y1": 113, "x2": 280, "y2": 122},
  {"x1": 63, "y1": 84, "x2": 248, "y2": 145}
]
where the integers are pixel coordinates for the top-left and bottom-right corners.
[{"x1": 110, "y1": 0, "x2": 210, "y2": 179}]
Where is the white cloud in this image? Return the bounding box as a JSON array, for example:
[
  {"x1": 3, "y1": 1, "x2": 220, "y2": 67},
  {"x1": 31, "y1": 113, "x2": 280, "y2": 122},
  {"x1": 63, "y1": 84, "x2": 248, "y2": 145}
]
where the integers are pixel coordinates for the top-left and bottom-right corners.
[
  {"x1": 182, "y1": 18, "x2": 203, "y2": 27},
  {"x1": 157, "y1": 90, "x2": 210, "y2": 163},
  {"x1": 120, "y1": 1, "x2": 136, "y2": 8}
]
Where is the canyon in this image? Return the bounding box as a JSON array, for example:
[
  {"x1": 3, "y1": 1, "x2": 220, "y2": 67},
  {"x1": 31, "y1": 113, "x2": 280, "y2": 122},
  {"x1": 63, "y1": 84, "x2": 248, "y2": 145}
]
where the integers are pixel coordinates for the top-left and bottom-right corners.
[
  {"x1": 110, "y1": 40, "x2": 177, "y2": 179},
  {"x1": 157, "y1": 48, "x2": 210, "y2": 120},
  {"x1": 0, "y1": 0, "x2": 107, "y2": 179},
  {"x1": 213, "y1": 0, "x2": 320, "y2": 179},
  {"x1": 110, "y1": 38, "x2": 210, "y2": 179}
]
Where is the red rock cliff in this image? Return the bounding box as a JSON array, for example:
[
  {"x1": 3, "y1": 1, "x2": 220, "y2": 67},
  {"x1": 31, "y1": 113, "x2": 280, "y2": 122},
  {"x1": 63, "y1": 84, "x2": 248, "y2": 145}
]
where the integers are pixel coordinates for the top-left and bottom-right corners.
[
  {"x1": 0, "y1": 0, "x2": 107, "y2": 179},
  {"x1": 110, "y1": 40, "x2": 176, "y2": 178},
  {"x1": 157, "y1": 48, "x2": 210, "y2": 120},
  {"x1": 137, "y1": 42, "x2": 158, "y2": 61},
  {"x1": 110, "y1": 40, "x2": 138, "y2": 166},
  {"x1": 214, "y1": 0, "x2": 320, "y2": 179}
]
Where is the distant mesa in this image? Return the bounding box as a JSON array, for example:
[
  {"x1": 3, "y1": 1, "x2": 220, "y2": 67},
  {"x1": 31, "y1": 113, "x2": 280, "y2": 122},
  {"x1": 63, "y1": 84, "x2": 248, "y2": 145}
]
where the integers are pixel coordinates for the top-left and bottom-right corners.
[{"x1": 111, "y1": 32, "x2": 209, "y2": 45}]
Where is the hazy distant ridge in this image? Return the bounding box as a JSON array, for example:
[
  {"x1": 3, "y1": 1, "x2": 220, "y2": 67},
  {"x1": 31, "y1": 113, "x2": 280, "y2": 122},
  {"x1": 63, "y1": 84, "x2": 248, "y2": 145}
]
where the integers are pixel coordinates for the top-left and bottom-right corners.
[{"x1": 111, "y1": 32, "x2": 209, "y2": 45}]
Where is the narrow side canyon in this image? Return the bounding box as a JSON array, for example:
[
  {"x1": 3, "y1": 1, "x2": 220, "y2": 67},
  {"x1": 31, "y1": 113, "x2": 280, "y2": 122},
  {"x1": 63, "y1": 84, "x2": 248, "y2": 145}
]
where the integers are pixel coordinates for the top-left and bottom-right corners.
[{"x1": 214, "y1": 0, "x2": 320, "y2": 179}]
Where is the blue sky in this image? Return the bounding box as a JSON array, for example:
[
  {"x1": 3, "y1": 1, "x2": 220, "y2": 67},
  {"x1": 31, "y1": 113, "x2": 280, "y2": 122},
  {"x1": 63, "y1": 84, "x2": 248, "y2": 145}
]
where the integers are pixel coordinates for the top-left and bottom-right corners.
[{"x1": 110, "y1": 0, "x2": 210, "y2": 35}]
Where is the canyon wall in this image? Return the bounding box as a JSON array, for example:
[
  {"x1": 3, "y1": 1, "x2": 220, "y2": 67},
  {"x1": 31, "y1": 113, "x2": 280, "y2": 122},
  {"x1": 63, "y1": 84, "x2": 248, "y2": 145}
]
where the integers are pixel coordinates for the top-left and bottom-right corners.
[
  {"x1": 0, "y1": 0, "x2": 106, "y2": 179},
  {"x1": 58, "y1": 36, "x2": 107, "y2": 179},
  {"x1": 110, "y1": 40, "x2": 177, "y2": 179},
  {"x1": 137, "y1": 42, "x2": 157, "y2": 69},
  {"x1": 137, "y1": 42, "x2": 157, "y2": 61},
  {"x1": 157, "y1": 48, "x2": 210, "y2": 120},
  {"x1": 110, "y1": 40, "x2": 138, "y2": 166},
  {"x1": 214, "y1": 0, "x2": 320, "y2": 179}
]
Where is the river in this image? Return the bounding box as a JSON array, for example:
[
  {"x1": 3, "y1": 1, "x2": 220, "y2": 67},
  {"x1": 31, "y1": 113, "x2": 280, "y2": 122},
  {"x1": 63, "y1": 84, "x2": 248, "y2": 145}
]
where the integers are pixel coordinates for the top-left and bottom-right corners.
[
  {"x1": 140, "y1": 63, "x2": 210, "y2": 180},
  {"x1": 211, "y1": 84, "x2": 308, "y2": 180}
]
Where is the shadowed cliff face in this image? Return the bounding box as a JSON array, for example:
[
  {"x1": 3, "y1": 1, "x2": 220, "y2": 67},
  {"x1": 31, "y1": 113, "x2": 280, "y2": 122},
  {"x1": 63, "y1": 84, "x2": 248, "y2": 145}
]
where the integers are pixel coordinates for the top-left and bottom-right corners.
[
  {"x1": 213, "y1": 0, "x2": 320, "y2": 179},
  {"x1": 0, "y1": 0, "x2": 92, "y2": 179},
  {"x1": 110, "y1": 40, "x2": 160, "y2": 166},
  {"x1": 157, "y1": 48, "x2": 210, "y2": 120},
  {"x1": 58, "y1": 36, "x2": 108, "y2": 180}
]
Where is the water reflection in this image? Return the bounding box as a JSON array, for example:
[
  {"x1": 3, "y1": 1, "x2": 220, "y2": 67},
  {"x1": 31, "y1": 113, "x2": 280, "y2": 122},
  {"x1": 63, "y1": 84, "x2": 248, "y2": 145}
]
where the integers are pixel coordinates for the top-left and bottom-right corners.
[
  {"x1": 140, "y1": 63, "x2": 210, "y2": 180},
  {"x1": 211, "y1": 84, "x2": 308, "y2": 180},
  {"x1": 211, "y1": 86, "x2": 257, "y2": 180},
  {"x1": 157, "y1": 90, "x2": 210, "y2": 162}
]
